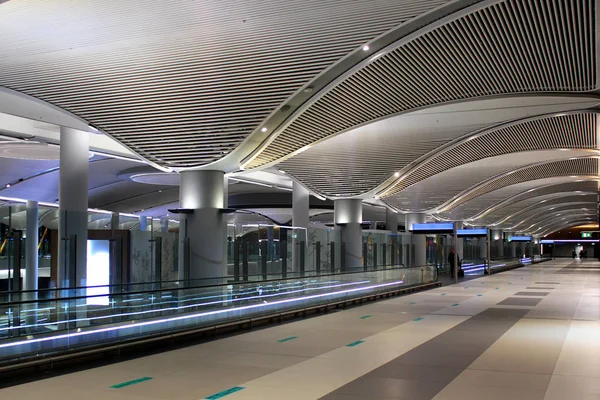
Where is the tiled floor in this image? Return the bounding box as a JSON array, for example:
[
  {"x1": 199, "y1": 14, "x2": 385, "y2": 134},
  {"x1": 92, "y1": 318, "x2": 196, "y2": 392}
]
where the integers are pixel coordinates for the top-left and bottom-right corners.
[{"x1": 1, "y1": 259, "x2": 599, "y2": 400}]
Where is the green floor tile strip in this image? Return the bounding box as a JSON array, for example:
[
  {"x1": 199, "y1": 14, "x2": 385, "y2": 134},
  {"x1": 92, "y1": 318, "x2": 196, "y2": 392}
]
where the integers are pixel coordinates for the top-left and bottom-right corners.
[
  {"x1": 206, "y1": 386, "x2": 245, "y2": 399},
  {"x1": 110, "y1": 377, "x2": 153, "y2": 389},
  {"x1": 452, "y1": 304, "x2": 459, "y2": 306},
  {"x1": 409, "y1": 302, "x2": 417, "y2": 305},
  {"x1": 277, "y1": 336, "x2": 298, "y2": 343},
  {"x1": 346, "y1": 340, "x2": 364, "y2": 347},
  {"x1": 413, "y1": 317, "x2": 424, "y2": 321},
  {"x1": 359, "y1": 315, "x2": 372, "y2": 319}
]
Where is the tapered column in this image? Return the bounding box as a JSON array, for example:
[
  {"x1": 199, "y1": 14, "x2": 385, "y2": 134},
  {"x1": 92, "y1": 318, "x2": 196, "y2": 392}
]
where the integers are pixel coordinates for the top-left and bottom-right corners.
[
  {"x1": 386, "y1": 208, "x2": 398, "y2": 266},
  {"x1": 491, "y1": 229, "x2": 503, "y2": 258},
  {"x1": 178, "y1": 170, "x2": 226, "y2": 281},
  {"x1": 406, "y1": 213, "x2": 426, "y2": 266},
  {"x1": 58, "y1": 127, "x2": 89, "y2": 288},
  {"x1": 334, "y1": 199, "x2": 362, "y2": 270},
  {"x1": 454, "y1": 221, "x2": 464, "y2": 260},
  {"x1": 479, "y1": 236, "x2": 487, "y2": 259},
  {"x1": 25, "y1": 200, "x2": 38, "y2": 295},
  {"x1": 292, "y1": 181, "x2": 309, "y2": 272}
]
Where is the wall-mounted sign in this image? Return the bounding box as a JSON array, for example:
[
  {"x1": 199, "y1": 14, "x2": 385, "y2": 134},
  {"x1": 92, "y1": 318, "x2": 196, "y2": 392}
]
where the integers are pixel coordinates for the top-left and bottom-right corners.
[{"x1": 582, "y1": 232, "x2": 592, "y2": 238}]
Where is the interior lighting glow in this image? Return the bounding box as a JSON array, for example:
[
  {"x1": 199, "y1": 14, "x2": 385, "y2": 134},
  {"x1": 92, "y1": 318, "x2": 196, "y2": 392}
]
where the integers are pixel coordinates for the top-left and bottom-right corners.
[
  {"x1": 362, "y1": 45, "x2": 369, "y2": 51},
  {"x1": 5, "y1": 184, "x2": 10, "y2": 188},
  {"x1": 261, "y1": 127, "x2": 268, "y2": 132},
  {"x1": 394, "y1": 172, "x2": 400, "y2": 178},
  {"x1": 0, "y1": 279, "x2": 406, "y2": 350}
]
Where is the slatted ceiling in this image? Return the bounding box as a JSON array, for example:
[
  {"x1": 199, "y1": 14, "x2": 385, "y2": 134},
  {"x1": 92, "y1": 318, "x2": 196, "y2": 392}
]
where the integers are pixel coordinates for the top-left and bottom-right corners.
[
  {"x1": 250, "y1": 0, "x2": 597, "y2": 169},
  {"x1": 280, "y1": 138, "x2": 449, "y2": 197},
  {"x1": 448, "y1": 158, "x2": 599, "y2": 211},
  {"x1": 506, "y1": 202, "x2": 597, "y2": 229},
  {"x1": 473, "y1": 181, "x2": 600, "y2": 222},
  {"x1": 485, "y1": 196, "x2": 595, "y2": 226},
  {"x1": 1, "y1": 1, "x2": 448, "y2": 168},
  {"x1": 522, "y1": 210, "x2": 598, "y2": 232},
  {"x1": 385, "y1": 113, "x2": 598, "y2": 196}
]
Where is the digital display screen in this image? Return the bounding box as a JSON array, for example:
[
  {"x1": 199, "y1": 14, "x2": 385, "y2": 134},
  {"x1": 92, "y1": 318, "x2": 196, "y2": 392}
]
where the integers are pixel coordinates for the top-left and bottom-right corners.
[
  {"x1": 508, "y1": 236, "x2": 532, "y2": 242},
  {"x1": 456, "y1": 228, "x2": 487, "y2": 237},
  {"x1": 411, "y1": 223, "x2": 454, "y2": 233},
  {"x1": 87, "y1": 239, "x2": 110, "y2": 306}
]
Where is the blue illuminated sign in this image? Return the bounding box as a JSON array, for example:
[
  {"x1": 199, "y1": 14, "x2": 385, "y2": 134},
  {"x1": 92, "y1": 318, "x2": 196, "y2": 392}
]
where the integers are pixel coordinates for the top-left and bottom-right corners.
[
  {"x1": 508, "y1": 236, "x2": 532, "y2": 242},
  {"x1": 411, "y1": 223, "x2": 454, "y2": 232},
  {"x1": 456, "y1": 228, "x2": 488, "y2": 237},
  {"x1": 540, "y1": 240, "x2": 554, "y2": 244}
]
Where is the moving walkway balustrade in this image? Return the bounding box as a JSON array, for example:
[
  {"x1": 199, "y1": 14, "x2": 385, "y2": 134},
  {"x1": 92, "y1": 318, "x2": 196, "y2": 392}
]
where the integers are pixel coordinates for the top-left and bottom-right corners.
[{"x1": 0, "y1": 264, "x2": 437, "y2": 364}]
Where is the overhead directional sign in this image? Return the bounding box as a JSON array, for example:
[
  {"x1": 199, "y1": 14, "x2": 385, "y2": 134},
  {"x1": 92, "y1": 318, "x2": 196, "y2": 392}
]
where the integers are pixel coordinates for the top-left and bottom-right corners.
[{"x1": 456, "y1": 228, "x2": 488, "y2": 237}]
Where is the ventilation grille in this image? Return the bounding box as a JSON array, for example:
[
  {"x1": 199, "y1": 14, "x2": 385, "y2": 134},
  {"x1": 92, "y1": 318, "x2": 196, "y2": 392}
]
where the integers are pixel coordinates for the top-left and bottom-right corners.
[
  {"x1": 250, "y1": 0, "x2": 597, "y2": 168},
  {"x1": 446, "y1": 158, "x2": 599, "y2": 211},
  {"x1": 388, "y1": 113, "x2": 598, "y2": 196},
  {"x1": 0, "y1": 0, "x2": 446, "y2": 168}
]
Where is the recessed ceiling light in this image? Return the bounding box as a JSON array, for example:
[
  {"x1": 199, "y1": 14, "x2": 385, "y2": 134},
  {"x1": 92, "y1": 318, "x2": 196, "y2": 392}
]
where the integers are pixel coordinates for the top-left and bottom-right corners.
[
  {"x1": 394, "y1": 172, "x2": 400, "y2": 178},
  {"x1": 5, "y1": 184, "x2": 10, "y2": 188},
  {"x1": 261, "y1": 127, "x2": 268, "y2": 132},
  {"x1": 362, "y1": 45, "x2": 369, "y2": 51},
  {"x1": 279, "y1": 169, "x2": 286, "y2": 174}
]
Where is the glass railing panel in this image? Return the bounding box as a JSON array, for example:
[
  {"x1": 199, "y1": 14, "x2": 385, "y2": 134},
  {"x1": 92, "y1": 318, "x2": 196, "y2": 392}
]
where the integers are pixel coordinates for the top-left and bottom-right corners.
[{"x1": 0, "y1": 265, "x2": 437, "y2": 362}]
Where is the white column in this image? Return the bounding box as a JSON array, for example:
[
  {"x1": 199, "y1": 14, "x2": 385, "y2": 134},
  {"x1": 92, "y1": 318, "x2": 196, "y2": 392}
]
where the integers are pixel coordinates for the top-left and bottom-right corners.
[
  {"x1": 406, "y1": 213, "x2": 426, "y2": 266},
  {"x1": 292, "y1": 181, "x2": 309, "y2": 272},
  {"x1": 479, "y1": 236, "x2": 487, "y2": 259},
  {"x1": 386, "y1": 208, "x2": 398, "y2": 266},
  {"x1": 139, "y1": 216, "x2": 148, "y2": 231},
  {"x1": 334, "y1": 199, "x2": 362, "y2": 270},
  {"x1": 58, "y1": 127, "x2": 89, "y2": 288},
  {"x1": 454, "y1": 221, "x2": 464, "y2": 260},
  {"x1": 491, "y1": 229, "x2": 503, "y2": 258},
  {"x1": 25, "y1": 200, "x2": 38, "y2": 294},
  {"x1": 178, "y1": 170, "x2": 226, "y2": 281},
  {"x1": 386, "y1": 208, "x2": 398, "y2": 233}
]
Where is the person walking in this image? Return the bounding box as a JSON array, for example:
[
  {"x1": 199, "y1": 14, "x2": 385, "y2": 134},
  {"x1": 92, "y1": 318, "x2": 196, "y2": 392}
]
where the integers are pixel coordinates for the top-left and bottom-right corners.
[{"x1": 448, "y1": 248, "x2": 456, "y2": 276}]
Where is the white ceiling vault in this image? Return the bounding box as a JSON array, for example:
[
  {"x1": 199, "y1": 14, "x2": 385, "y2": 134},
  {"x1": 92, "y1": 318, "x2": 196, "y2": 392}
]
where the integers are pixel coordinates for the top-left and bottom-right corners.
[{"x1": 0, "y1": 0, "x2": 599, "y2": 236}]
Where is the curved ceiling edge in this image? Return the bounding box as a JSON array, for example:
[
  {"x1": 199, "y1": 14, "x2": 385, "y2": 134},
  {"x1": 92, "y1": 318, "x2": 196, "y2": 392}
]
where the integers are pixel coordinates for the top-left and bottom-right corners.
[
  {"x1": 243, "y1": 0, "x2": 598, "y2": 170},
  {"x1": 468, "y1": 181, "x2": 600, "y2": 221},
  {"x1": 237, "y1": 0, "x2": 484, "y2": 171},
  {"x1": 0, "y1": 87, "x2": 166, "y2": 172},
  {"x1": 433, "y1": 156, "x2": 599, "y2": 214}
]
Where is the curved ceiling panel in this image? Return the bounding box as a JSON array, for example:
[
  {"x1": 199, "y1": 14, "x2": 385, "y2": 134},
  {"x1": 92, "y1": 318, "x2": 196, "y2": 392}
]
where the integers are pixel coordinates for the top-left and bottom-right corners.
[
  {"x1": 482, "y1": 192, "x2": 598, "y2": 227},
  {"x1": 0, "y1": 0, "x2": 446, "y2": 169},
  {"x1": 248, "y1": 0, "x2": 597, "y2": 169},
  {"x1": 470, "y1": 181, "x2": 600, "y2": 223},
  {"x1": 439, "y1": 174, "x2": 599, "y2": 222},
  {"x1": 276, "y1": 97, "x2": 598, "y2": 197},
  {"x1": 440, "y1": 157, "x2": 599, "y2": 213},
  {"x1": 505, "y1": 202, "x2": 597, "y2": 232},
  {"x1": 384, "y1": 152, "x2": 597, "y2": 212},
  {"x1": 538, "y1": 218, "x2": 598, "y2": 237},
  {"x1": 527, "y1": 210, "x2": 598, "y2": 235},
  {"x1": 384, "y1": 112, "x2": 599, "y2": 198}
]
